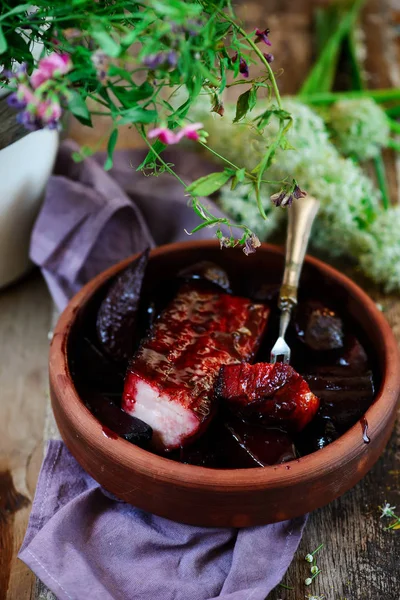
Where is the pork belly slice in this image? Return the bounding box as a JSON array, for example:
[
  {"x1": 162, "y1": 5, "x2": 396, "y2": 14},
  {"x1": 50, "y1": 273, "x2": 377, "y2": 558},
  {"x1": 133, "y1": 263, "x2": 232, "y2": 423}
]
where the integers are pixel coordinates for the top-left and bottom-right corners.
[
  {"x1": 217, "y1": 362, "x2": 320, "y2": 432},
  {"x1": 122, "y1": 284, "x2": 269, "y2": 450}
]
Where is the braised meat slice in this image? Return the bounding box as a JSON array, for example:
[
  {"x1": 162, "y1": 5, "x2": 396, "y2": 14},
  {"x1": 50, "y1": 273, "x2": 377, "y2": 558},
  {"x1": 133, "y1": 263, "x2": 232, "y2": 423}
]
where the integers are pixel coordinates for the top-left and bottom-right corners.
[
  {"x1": 217, "y1": 362, "x2": 320, "y2": 432},
  {"x1": 122, "y1": 284, "x2": 269, "y2": 450}
]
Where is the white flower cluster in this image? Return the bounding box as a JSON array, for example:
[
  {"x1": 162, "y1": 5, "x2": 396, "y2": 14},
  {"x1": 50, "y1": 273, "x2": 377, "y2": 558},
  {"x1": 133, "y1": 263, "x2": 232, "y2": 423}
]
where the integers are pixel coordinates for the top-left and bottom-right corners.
[
  {"x1": 327, "y1": 98, "x2": 390, "y2": 161},
  {"x1": 192, "y1": 96, "x2": 400, "y2": 291}
]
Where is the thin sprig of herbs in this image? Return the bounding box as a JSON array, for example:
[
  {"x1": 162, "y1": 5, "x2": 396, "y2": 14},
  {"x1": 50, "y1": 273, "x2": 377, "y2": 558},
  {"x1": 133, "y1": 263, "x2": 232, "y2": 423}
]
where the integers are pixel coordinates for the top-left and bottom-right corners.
[{"x1": 0, "y1": 0, "x2": 295, "y2": 251}]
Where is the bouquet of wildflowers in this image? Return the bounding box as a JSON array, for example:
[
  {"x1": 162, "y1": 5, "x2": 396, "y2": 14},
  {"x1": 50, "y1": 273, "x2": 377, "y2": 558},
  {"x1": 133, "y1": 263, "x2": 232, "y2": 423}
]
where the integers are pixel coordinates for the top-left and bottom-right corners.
[
  {"x1": 0, "y1": 0, "x2": 298, "y2": 253},
  {"x1": 191, "y1": 0, "x2": 400, "y2": 291}
]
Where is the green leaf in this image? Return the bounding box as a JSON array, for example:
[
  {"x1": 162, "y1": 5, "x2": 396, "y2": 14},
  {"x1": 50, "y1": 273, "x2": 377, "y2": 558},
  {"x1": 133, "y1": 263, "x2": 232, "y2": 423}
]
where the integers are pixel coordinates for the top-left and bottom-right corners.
[
  {"x1": 0, "y1": 4, "x2": 30, "y2": 21},
  {"x1": 107, "y1": 65, "x2": 134, "y2": 82},
  {"x1": 215, "y1": 22, "x2": 232, "y2": 38},
  {"x1": 136, "y1": 140, "x2": 166, "y2": 171},
  {"x1": 118, "y1": 107, "x2": 157, "y2": 125},
  {"x1": 92, "y1": 29, "x2": 120, "y2": 58},
  {"x1": 233, "y1": 87, "x2": 257, "y2": 123},
  {"x1": 68, "y1": 92, "x2": 92, "y2": 127},
  {"x1": 111, "y1": 82, "x2": 153, "y2": 107},
  {"x1": 0, "y1": 25, "x2": 7, "y2": 54},
  {"x1": 104, "y1": 129, "x2": 118, "y2": 171},
  {"x1": 186, "y1": 170, "x2": 232, "y2": 197}
]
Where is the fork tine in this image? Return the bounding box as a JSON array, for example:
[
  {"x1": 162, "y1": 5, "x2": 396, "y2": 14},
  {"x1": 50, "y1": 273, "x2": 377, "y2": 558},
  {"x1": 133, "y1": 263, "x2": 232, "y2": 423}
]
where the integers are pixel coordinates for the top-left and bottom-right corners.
[{"x1": 270, "y1": 336, "x2": 291, "y2": 364}]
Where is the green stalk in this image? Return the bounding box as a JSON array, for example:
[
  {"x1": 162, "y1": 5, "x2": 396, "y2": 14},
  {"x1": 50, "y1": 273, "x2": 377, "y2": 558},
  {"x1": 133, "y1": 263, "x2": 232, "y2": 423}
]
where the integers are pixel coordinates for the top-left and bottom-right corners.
[
  {"x1": 211, "y1": 4, "x2": 283, "y2": 109},
  {"x1": 388, "y1": 138, "x2": 400, "y2": 153},
  {"x1": 373, "y1": 154, "x2": 390, "y2": 210},
  {"x1": 386, "y1": 105, "x2": 400, "y2": 118},
  {"x1": 313, "y1": 6, "x2": 342, "y2": 92},
  {"x1": 299, "y1": 88, "x2": 400, "y2": 105},
  {"x1": 299, "y1": 0, "x2": 367, "y2": 96},
  {"x1": 387, "y1": 118, "x2": 400, "y2": 135}
]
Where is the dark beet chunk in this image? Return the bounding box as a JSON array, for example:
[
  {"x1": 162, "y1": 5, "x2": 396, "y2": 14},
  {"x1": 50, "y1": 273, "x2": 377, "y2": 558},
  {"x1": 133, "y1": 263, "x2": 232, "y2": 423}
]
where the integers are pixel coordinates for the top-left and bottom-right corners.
[
  {"x1": 179, "y1": 417, "x2": 296, "y2": 468},
  {"x1": 338, "y1": 335, "x2": 369, "y2": 371},
  {"x1": 96, "y1": 248, "x2": 149, "y2": 362},
  {"x1": 222, "y1": 418, "x2": 296, "y2": 467},
  {"x1": 304, "y1": 370, "x2": 374, "y2": 431},
  {"x1": 177, "y1": 261, "x2": 231, "y2": 292},
  {"x1": 84, "y1": 393, "x2": 152, "y2": 446},
  {"x1": 296, "y1": 300, "x2": 344, "y2": 351},
  {"x1": 296, "y1": 416, "x2": 339, "y2": 456},
  {"x1": 72, "y1": 337, "x2": 125, "y2": 396}
]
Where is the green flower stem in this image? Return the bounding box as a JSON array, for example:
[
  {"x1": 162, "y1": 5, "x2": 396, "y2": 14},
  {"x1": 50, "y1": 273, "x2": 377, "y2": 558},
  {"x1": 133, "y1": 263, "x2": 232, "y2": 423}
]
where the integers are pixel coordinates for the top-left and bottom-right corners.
[
  {"x1": 387, "y1": 118, "x2": 400, "y2": 135},
  {"x1": 388, "y1": 138, "x2": 400, "y2": 153},
  {"x1": 138, "y1": 126, "x2": 187, "y2": 187},
  {"x1": 300, "y1": 88, "x2": 400, "y2": 105},
  {"x1": 199, "y1": 142, "x2": 242, "y2": 171},
  {"x1": 254, "y1": 185, "x2": 267, "y2": 220},
  {"x1": 211, "y1": 4, "x2": 283, "y2": 109},
  {"x1": 386, "y1": 105, "x2": 400, "y2": 118},
  {"x1": 373, "y1": 154, "x2": 390, "y2": 210},
  {"x1": 198, "y1": 142, "x2": 284, "y2": 185}
]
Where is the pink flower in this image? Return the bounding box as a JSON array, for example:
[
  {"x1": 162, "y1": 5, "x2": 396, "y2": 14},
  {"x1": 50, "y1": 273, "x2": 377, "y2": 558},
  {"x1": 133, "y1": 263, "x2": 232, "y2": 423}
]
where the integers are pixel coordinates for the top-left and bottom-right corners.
[
  {"x1": 178, "y1": 123, "x2": 203, "y2": 141},
  {"x1": 148, "y1": 123, "x2": 204, "y2": 145},
  {"x1": 31, "y1": 53, "x2": 72, "y2": 89},
  {"x1": 148, "y1": 127, "x2": 179, "y2": 144},
  {"x1": 37, "y1": 100, "x2": 62, "y2": 123},
  {"x1": 16, "y1": 83, "x2": 36, "y2": 106}
]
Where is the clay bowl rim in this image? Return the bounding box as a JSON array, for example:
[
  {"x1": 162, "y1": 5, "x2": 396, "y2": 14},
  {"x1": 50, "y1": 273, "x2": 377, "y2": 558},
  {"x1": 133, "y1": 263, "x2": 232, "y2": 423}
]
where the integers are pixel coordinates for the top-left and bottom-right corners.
[{"x1": 50, "y1": 240, "x2": 400, "y2": 491}]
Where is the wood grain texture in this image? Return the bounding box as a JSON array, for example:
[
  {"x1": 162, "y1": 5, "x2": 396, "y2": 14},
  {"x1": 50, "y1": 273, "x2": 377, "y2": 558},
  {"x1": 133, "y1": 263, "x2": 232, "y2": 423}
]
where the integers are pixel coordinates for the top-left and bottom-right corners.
[{"x1": 0, "y1": 273, "x2": 52, "y2": 600}]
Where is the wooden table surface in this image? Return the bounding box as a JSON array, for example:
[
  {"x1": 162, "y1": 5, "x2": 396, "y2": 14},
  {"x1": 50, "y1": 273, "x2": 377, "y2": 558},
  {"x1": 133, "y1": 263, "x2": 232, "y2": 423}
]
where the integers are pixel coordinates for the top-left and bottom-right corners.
[{"x1": 1, "y1": 1, "x2": 399, "y2": 599}]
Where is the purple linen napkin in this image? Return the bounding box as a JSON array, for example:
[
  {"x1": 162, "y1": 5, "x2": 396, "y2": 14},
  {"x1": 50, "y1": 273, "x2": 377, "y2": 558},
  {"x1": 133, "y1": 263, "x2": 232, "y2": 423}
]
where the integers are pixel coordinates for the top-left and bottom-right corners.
[
  {"x1": 21, "y1": 140, "x2": 307, "y2": 599},
  {"x1": 20, "y1": 442, "x2": 306, "y2": 600}
]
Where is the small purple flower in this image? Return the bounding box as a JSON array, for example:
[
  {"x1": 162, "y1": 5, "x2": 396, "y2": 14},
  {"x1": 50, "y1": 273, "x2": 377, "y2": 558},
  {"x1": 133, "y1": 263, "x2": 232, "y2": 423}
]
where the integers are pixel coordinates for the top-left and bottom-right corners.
[
  {"x1": 91, "y1": 50, "x2": 109, "y2": 81},
  {"x1": 271, "y1": 183, "x2": 306, "y2": 207},
  {"x1": 166, "y1": 51, "x2": 178, "y2": 67},
  {"x1": 293, "y1": 184, "x2": 307, "y2": 200},
  {"x1": 143, "y1": 52, "x2": 177, "y2": 70},
  {"x1": 143, "y1": 54, "x2": 165, "y2": 69},
  {"x1": 232, "y1": 53, "x2": 249, "y2": 78},
  {"x1": 219, "y1": 236, "x2": 231, "y2": 249},
  {"x1": 7, "y1": 92, "x2": 27, "y2": 110},
  {"x1": 243, "y1": 234, "x2": 261, "y2": 256},
  {"x1": 16, "y1": 110, "x2": 40, "y2": 131},
  {"x1": 263, "y1": 53, "x2": 274, "y2": 64},
  {"x1": 255, "y1": 28, "x2": 271, "y2": 46}
]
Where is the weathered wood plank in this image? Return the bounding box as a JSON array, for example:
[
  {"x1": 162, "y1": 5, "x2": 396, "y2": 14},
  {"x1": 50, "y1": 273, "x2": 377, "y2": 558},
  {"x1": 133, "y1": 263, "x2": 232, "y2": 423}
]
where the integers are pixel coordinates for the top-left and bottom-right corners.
[{"x1": 0, "y1": 272, "x2": 52, "y2": 599}]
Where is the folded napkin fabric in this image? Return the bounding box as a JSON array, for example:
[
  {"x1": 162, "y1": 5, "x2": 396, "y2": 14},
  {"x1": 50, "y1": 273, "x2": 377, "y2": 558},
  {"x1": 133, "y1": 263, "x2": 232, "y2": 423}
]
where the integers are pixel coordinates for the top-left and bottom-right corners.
[
  {"x1": 20, "y1": 140, "x2": 306, "y2": 599},
  {"x1": 20, "y1": 441, "x2": 306, "y2": 600}
]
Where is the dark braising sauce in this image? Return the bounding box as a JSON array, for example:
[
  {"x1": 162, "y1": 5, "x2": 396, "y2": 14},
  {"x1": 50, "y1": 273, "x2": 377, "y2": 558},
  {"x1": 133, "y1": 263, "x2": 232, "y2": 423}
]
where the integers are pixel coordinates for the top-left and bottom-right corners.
[{"x1": 69, "y1": 261, "x2": 377, "y2": 469}]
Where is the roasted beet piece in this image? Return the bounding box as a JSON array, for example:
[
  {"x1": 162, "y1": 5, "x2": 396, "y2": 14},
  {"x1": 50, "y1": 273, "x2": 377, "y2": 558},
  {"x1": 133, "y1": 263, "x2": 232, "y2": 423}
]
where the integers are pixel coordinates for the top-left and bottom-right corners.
[
  {"x1": 96, "y1": 249, "x2": 149, "y2": 362},
  {"x1": 295, "y1": 300, "x2": 344, "y2": 351},
  {"x1": 84, "y1": 393, "x2": 152, "y2": 446},
  {"x1": 72, "y1": 337, "x2": 125, "y2": 395},
  {"x1": 179, "y1": 416, "x2": 295, "y2": 468},
  {"x1": 337, "y1": 335, "x2": 369, "y2": 371},
  {"x1": 304, "y1": 369, "x2": 374, "y2": 431},
  {"x1": 222, "y1": 418, "x2": 296, "y2": 467},
  {"x1": 296, "y1": 416, "x2": 339, "y2": 455},
  {"x1": 217, "y1": 362, "x2": 319, "y2": 432},
  {"x1": 122, "y1": 284, "x2": 269, "y2": 450},
  {"x1": 177, "y1": 261, "x2": 231, "y2": 292}
]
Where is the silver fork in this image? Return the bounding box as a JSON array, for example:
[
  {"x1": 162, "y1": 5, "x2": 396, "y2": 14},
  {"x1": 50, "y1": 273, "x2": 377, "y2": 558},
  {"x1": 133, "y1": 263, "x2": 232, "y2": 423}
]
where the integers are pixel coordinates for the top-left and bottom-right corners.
[{"x1": 270, "y1": 194, "x2": 320, "y2": 364}]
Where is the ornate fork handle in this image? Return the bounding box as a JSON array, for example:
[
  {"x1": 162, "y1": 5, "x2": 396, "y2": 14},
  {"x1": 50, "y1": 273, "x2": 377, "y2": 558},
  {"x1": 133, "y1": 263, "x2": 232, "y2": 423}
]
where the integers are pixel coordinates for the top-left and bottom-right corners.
[{"x1": 278, "y1": 195, "x2": 320, "y2": 336}]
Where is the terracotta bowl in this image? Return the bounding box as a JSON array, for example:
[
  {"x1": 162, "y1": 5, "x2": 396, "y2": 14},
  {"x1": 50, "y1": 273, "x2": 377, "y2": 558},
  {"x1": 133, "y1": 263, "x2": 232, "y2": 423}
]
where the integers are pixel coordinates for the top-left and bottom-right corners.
[{"x1": 49, "y1": 241, "x2": 400, "y2": 527}]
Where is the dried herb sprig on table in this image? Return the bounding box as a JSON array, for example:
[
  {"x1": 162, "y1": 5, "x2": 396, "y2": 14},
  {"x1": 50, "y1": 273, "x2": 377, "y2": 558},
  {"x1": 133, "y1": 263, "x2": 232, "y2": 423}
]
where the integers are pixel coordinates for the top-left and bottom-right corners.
[{"x1": 0, "y1": 0, "x2": 295, "y2": 252}]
